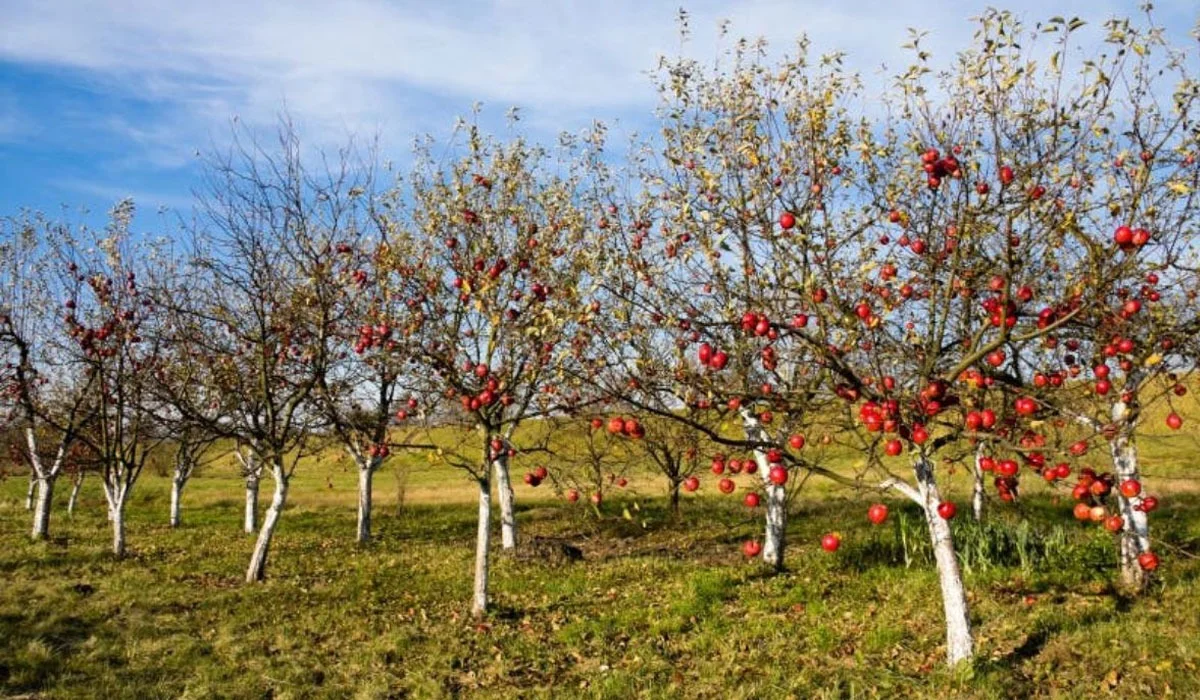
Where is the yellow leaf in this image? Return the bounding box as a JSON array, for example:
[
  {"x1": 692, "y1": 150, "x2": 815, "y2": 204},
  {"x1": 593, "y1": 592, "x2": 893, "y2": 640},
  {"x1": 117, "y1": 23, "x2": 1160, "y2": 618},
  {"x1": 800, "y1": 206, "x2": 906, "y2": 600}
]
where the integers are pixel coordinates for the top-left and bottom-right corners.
[{"x1": 1144, "y1": 353, "x2": 1163, "y2": 367}]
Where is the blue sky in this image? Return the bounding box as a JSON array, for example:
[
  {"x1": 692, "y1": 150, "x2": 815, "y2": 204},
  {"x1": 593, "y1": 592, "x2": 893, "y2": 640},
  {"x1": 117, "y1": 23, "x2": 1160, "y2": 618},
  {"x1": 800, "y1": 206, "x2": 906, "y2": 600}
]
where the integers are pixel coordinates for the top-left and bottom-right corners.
[{"x1": 1, "y1": 0, "x2": 1195, "y2": 229}]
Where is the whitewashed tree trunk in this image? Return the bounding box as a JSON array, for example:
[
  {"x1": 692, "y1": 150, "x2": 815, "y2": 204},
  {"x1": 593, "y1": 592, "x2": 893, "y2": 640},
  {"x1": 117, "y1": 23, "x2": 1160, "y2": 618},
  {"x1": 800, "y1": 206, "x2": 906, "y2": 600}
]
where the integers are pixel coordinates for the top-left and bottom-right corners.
[
  {"x1": 67, "y1": 474, "x2": 83, "y2": 516},
  {"x1": 246, "y1": 468, "x2": 288, "y2": 582},
  {"x1": 236, "y1": 447, "x2": 262, "y2": 534},
  {"x1": 760, "y1": 476, "x2": 787, "y2": 569},
  {"x1": 27, "y1": 429, "x2": 66, "y2": 539},
  {"x1": 356, "y1": 463, "x2": 374, "y2": 544},
  {"x1": 169, "y1": 477, "x2": 185, "y2": 528},
  {"x1": 170, "y1": 444, "x2": 201, "y2": 528},
  {"x1": 742, "y1": 413, "x2": 786, "y2": 569},
  {"x1": 25, "y1": 474, "x2": 36, "y2": 510},
  {"x1": 244, "y1": 475, "x2": 260, "y2": 534},
  {"x1": 472, "y1": 477, "x2": 492, "y2": 617},
  {"x1": 971, "y1": 444, "x2": 987, "y2": 522},
  {"x1": 913, "y1": 458, "x2": 973, "y2": 664},
  {"x1": 100, "y1": 477, "x2": 131, "y2": 557},
  {"x1": 111, "y1": 499, "x2": 127, "y2": 557},
  {"x1": 1110, "y1": 400, "x2": 1150, "y2": 593},
  {"x1": 493, "y1": 454, "x2": 517, "y2": 551},
  {"x1": 31, "y1": 476, "x2": 54, "y2": 540}
]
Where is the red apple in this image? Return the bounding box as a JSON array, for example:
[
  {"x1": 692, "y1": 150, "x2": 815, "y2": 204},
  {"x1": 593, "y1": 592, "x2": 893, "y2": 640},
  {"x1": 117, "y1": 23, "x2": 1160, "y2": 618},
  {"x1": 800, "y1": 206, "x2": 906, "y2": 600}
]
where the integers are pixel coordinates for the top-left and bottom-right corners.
[
  {"x1": 936, "y1": 502, "x2": 957, "y2": 520},
  {"x1": 867, "y1": 503, "x2": 889, "y2": 525},
  {"x1": 820, "y1": 533, "x2": 841, "y2": 552}
]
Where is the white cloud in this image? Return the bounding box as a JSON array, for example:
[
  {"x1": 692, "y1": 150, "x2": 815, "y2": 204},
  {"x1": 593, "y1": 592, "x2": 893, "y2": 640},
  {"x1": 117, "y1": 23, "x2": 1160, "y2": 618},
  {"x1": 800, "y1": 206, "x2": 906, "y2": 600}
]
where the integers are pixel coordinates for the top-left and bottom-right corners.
[
  {"x1": 52, "y1": 177, "x2": 194, "y2": 209},
  {"x1": 0, "y1": 0, "x2": 1194, "y2": 169},
  {"x1": 0, "y1": 89, "x2": 32, "y2": 143}
]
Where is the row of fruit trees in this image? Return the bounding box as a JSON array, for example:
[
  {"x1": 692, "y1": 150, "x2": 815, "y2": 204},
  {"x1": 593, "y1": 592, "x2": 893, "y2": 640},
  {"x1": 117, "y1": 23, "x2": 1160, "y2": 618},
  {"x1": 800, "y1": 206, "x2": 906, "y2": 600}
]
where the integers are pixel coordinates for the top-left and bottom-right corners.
[{"x1": 2, "y1": 10, "x2": 1198, "y2": 665}]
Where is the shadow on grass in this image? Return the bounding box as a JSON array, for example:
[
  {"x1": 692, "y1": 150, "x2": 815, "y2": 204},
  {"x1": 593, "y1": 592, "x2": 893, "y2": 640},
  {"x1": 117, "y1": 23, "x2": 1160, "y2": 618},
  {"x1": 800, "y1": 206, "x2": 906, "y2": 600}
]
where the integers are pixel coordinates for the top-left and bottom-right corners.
[
  {"x1": 0, "y1": 611, "x2": 95, "y2": 692},
  {"x1": 974, "y1": 601, "x2": 1115, "y2": 688}
]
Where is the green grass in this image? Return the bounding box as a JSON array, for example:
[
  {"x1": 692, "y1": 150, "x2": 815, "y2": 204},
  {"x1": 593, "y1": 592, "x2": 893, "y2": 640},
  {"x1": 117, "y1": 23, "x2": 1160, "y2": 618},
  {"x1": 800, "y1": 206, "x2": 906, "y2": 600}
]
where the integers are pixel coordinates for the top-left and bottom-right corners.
[{"x1": 2, "y1": 447, "x2": 1200, "y2": 698}]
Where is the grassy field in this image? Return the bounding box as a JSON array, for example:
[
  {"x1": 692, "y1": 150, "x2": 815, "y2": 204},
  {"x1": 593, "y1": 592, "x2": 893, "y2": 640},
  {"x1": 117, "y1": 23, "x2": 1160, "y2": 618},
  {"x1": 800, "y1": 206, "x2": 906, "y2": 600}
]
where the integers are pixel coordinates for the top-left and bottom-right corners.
[{"x1": 2, "y1": 425, "x2": 1200, "y2": 698}]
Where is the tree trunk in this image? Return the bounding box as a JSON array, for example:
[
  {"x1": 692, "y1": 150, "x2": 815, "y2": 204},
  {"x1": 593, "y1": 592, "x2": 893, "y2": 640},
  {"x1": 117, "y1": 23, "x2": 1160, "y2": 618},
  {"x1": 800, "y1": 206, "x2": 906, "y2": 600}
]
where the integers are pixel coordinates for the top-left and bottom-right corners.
[
  {"x1": 743, "y1": 414, "x2": 786, "y2": 570},
  {"x1": 246, "y1": 473, "x2": 288, "y2": 583},
  {"x1": 669, "y1": 480, "x2": 681, "y2": 517},
  {"x1": 31, "y1": 476, "x2": 54, "y2": 540},
  {"x1": 472, "y1": 477, "x2": 492, "y2": 617},
  {"x1": 169, "y1": 477, "x2": 185, "y2": 528},
  {"x1": 761, "y1": 479, "x2": 787, "y2": 569},
  {"x1": 356, "y1": 465, "x2": 373, "y2": 544},
  {"x1": 67, "y1": 474, "x2": 82, "y2": 516},
  {"x1": 244, "y1": 475, "x2": 260, "y2": 534},
  {"x1": 1111, "y1": 431, "x2": 1150, "y2": 593},
  {"x1": 914, "y1": 458, "x2": 973, "y2": 665},
  {"x1": 971, "y1": 444, "x2": 987, "y2": 522},
  {"x1": 493, "y1": 455, "x2": 517, "y2": 551},
  {"x1": 25, "y1": 474, "x2": 36, "y2": 510},
  {"x1": 111, "y1": 499, "x2": 127, "y2": 557}
]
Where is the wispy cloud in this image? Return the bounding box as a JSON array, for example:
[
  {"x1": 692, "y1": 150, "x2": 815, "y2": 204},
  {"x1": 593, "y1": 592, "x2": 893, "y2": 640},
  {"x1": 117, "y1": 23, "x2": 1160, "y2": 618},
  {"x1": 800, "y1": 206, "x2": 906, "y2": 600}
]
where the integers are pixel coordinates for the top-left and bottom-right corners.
[
  {"x1": 0, "y1": 0, "x2": 1195, "y2": 216},
  {"x1": 52, "y1": 177, "x2": 196, "y2": 213},
  {"x1": 0, "y1": 89, "x2": 31, "y2": 143}
]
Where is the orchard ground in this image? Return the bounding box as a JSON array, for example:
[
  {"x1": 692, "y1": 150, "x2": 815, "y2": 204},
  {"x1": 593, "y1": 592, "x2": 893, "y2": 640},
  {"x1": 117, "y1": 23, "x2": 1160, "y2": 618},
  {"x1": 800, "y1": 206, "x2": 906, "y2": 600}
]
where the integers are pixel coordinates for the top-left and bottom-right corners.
[{"x1": 2, "y1": 413, "x2": 1199, "y2": 698}]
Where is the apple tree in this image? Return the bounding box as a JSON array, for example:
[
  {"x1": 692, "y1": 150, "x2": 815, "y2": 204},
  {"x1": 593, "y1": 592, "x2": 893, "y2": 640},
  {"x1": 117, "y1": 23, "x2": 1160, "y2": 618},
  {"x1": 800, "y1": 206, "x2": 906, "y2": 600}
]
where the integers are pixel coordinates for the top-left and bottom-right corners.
[
  {"x1": 57, "y1": 201, "x2": 170, "y2": 556},
  {"x1": 398, "y1": 123, "x2": 597, "y2": 615},
  {"x1": 0, "y1": 213, "x2": 98, "y2": 540},
  {"x1": 924, "y1": 9, "x2": 1200, "y2": 594},
  {"x1": 164, "y1": 120, "x2": 354, "y2": 581},
  {"x1": 311, "y1": 200, "x2": 437, "y2": 544},
  {"x1": 598, "y1": 9, "x2": 1179, "y2": 665}
]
